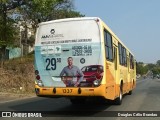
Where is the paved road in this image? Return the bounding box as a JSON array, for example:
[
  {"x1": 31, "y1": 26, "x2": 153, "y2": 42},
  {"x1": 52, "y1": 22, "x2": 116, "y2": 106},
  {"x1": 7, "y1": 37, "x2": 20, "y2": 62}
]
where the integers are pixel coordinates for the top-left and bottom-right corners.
[{"x1": 0, "y1": 78, "x2": 160, "y2": 120}]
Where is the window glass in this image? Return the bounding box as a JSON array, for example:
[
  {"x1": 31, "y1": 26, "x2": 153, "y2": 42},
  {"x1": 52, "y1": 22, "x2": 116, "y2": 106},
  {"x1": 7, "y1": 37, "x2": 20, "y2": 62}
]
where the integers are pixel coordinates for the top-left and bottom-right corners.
[
  {"x1": 123, "y1": 48, "x2": 127, "y2": 66},
  {"x1": 118, "y1": 43, "x2": 122, "y2": 65},
  {"x1": 108, "y1": 47, "x2": 113, "y2": 60},
  {"x1": 104, "y1": 30, "x2": 113, "y2": 61},
  {"x1": 129, "y1": 54, "x2": 134, "y2": 69},
  {"x1": 107, "y1": 32, "x2": 112, "y2": 46},
  {"x1": 118, "y1": 43, "x2": 127, "y2": 67}
]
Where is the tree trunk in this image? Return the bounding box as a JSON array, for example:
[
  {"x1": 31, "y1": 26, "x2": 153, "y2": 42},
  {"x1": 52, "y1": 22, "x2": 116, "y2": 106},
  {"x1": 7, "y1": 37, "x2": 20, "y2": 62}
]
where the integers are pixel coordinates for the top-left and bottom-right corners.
[
  {"x1": 0, "y1": 46, "x2": 6, "y2": 68},
  {"x1": 0, "y1": 3, "x2": 7, "y2": 68}
]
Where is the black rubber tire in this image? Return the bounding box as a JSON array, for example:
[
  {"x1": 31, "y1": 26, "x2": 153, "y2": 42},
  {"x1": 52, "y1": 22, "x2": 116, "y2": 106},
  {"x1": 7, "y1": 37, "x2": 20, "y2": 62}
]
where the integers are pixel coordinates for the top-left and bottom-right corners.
[
  {"x1": 128, "y1": 81, "x2": 134, "y2": 95},
  {"x1": 128, "y1": 90, "x2": 132, "y2": 95},
  {"x1": 70, "y1": 98, "x2": 86, "y2": 104},
  {"x1": 114, "y1": 85, "x2": 123, "y2": 105}
]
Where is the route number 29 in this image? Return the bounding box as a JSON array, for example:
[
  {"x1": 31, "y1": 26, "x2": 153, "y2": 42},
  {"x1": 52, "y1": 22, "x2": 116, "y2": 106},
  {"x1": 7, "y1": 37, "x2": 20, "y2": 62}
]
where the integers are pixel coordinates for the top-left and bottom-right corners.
[{"x1": 46, "y1": 58, "x2": 56, "y2": 70}]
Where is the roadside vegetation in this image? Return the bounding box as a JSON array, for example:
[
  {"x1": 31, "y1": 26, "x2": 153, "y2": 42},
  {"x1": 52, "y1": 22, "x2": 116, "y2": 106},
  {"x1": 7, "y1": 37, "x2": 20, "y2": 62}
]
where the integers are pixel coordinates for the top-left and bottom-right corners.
[
  {"x1": 0, "y1": 0, "x2": 84, "y2": 94},
  {"x1": 0, "y1": 54, "x2": 35, "y2": 93},
  {"x1": 136, "y1": 60, "x2": 160, "y2": 77},
  {"x1": 0, "y1": 0, "x2": 84, "y2": 67}
]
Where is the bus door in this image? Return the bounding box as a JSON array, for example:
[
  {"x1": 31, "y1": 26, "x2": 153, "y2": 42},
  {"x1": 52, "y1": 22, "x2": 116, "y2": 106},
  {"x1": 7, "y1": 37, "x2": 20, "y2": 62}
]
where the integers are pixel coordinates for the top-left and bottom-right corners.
[
  {"x1": 127, "y1": 55, "x2": 131, "y2": 90},
  {"x1": 113, "y1": 46, "x2": 118, "y2": 78},
  {"x1": 113, "y1": 45, "x2": 118, "y2": 96}
]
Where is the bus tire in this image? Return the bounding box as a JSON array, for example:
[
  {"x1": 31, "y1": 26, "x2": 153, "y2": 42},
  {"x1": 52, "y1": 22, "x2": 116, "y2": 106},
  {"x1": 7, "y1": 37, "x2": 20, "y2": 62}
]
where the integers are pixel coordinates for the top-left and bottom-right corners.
[
  {"x1": 114, "y1": 85, "x2": 123, "y2": 105},
  {"x1": 128, "y1": 90, "x2": 132, "y2": 95},
  {"x1": 70, "y1": 98, "x2": 86, "y2": 104},
  {"x1": 128, "y1": 80, "x2": 134, "y2": 95}
]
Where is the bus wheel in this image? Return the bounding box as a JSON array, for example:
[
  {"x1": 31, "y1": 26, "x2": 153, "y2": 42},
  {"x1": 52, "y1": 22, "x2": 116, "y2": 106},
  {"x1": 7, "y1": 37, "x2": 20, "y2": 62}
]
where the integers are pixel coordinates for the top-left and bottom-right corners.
[
  {"x1": 114, "y1": 85, "x2": 123, "y2": 105},
  {"x1": 128, "y1": 81, "x2": 134, "y2": 95},
  {"x1": 70, "y1": 98, "x2": 86, "y2": 104},
  {"x1": 128, "y1": 90, "x2": 132, "y2": 95}
]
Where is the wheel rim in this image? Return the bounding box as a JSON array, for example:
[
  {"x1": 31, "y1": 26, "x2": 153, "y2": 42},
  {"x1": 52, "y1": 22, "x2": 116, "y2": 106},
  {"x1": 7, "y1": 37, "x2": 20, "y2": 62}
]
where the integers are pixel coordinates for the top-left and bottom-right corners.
[
  {"x1": 119, "y1": 91, "x2": 122, "y2": 101},
  {"x1": 119, "y1": 88, "x2": 122, "y2": 100}
]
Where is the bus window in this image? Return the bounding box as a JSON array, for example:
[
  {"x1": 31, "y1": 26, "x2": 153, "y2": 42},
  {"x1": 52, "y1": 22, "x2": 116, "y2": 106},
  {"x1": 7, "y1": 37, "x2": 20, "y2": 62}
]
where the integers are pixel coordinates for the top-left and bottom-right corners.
[
  {"x1": 104, "y1": 30, "x2": 113, "y2": 61},
  {"x1": 118, "y1": 43, "x2": 123, "y2": 65},
  {"x1": 130, "y1": 54, "x2": 134, "y2": 69}
]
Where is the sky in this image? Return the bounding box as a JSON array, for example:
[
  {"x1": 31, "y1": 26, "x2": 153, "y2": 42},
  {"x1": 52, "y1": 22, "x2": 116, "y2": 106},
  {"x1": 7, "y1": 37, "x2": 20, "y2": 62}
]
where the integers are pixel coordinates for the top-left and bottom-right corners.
[{"x1": 74, "y1": 0, "x2": 160, "y2": 64}]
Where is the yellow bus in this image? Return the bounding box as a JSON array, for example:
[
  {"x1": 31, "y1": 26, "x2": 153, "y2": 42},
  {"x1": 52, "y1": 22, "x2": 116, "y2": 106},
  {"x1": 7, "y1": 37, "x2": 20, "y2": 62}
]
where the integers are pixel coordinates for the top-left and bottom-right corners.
[{"x1": 34, "y1": 17, "x2": 136, "y2": 105}]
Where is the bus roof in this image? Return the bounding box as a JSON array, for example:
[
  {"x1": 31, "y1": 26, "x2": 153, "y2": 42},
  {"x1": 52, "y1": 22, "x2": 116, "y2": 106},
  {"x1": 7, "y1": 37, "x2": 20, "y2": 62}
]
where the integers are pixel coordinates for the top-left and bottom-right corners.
[
  {"x1": 38, "y1": 17, "x2": 100, "y2": 26},
  {"x1": 38, "y1": 17, "x2": 134, "y2": 56}
]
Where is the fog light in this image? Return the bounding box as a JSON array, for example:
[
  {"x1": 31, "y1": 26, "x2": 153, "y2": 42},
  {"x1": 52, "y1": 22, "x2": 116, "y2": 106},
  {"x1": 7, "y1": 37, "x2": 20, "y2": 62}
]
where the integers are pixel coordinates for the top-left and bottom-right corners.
[{"x1": 93, "y1": 80, "x2": 100, "y2": 86}]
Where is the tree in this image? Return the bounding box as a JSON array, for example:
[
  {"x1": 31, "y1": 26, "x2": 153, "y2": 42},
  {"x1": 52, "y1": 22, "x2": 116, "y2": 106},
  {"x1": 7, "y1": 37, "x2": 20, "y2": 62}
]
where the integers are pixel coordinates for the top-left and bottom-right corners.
[
  {"x1": 0, "y1": 0, "x2": 24, "y2": 67},
  {"x1": 0, "y1": 0, "x2": 84, "y2": 63},
  {"x1": 136, "y1": 62, "x2": 148, "y2": 75},
  {"x1": 156, "y1": 60, "x2": 160, "y2": 67},
  {"x1": 152, "y1": 68, "x2": 160, "y2": 75},
  {"x1": 16, "y1": 0, "x2": 84, "y2": 53},
  {"x1": 146, "y1": 63, "x2": 156, "y2": 70},
  {"x1": 17, "y1": 0, "x2": 84, "y2": 33}
]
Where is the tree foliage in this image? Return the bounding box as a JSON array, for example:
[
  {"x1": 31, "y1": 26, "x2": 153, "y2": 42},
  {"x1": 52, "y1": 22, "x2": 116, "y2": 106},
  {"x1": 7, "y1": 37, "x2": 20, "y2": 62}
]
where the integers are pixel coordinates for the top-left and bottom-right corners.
[
  {"x1": 156, "y1": 60, "x2": 160, "y2": 67},
  {"x1": 14, "y1": 0, "x2": 84, "y2": 50},
  {"x1": 17, "y1": 0, "x2": 84, "y2": 33},
  {"x1": 0, "y1": 0, "x2": 84, "y2": 66},
  {"x1": 0, "y1": 0, "x2": 22, "y2": 67},
  {"x1": 147, "y1": 63, "x2": 156, "y2": 70},
  {"x1": 152, "y1": 68, "x2": 160, "y2": 75},
  {"x1": 136, "y1": 60, "x2": 160, "y2": 76},
  {"x1": 136, "y1": 62, "x2": 148, "y2": 75}
]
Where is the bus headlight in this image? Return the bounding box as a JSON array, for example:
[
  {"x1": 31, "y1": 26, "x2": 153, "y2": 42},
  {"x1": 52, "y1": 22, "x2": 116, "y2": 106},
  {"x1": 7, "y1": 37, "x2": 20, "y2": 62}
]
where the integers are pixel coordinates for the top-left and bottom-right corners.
[
  {"x1": 93, "y1": 80, "x2": 100, "y2": 86},
  {"x1": 37, "y1": 80, "x2": 44, "y2": 87}
]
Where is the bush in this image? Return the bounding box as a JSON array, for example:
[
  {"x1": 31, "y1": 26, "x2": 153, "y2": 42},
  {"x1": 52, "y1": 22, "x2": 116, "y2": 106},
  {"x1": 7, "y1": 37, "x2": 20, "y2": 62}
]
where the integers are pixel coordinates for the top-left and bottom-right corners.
[{"x1": 0, "y1": 55, "x2": 35, "y2": 94}]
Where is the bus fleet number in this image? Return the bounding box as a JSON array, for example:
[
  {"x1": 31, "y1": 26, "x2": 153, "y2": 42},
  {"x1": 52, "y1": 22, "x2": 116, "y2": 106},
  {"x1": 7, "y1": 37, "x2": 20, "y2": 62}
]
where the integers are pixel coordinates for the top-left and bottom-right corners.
[{"x1": 62, "y1": 89, "x2": 73, "y2": 93}]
